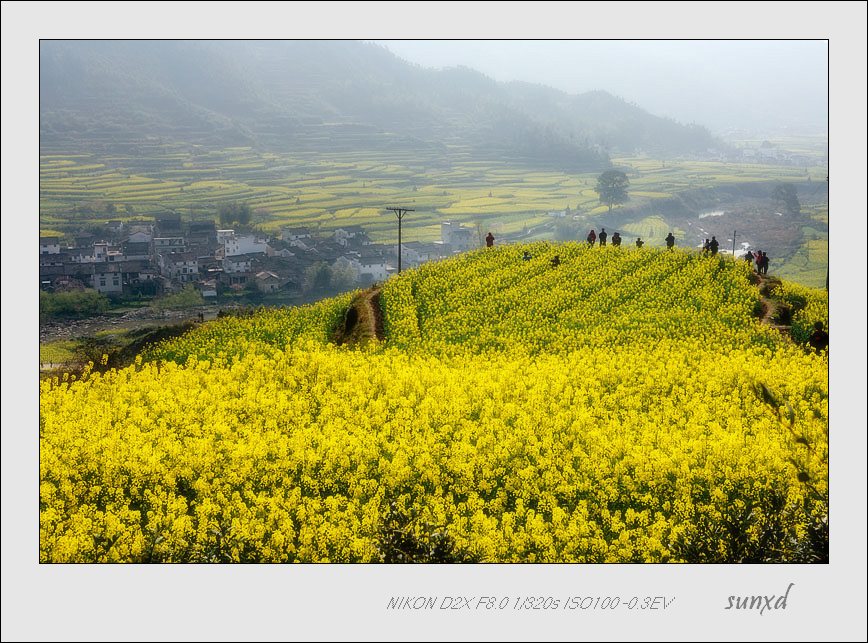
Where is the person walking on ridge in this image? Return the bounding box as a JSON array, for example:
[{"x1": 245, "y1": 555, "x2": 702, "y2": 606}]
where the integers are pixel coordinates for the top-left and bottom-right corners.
[
  {"x1": 702, "y1": 238, "x2": 710, "y2": 254},
  {"x1": 709, "y1": 236, "x2": 719, "y2": 256},
  {"x1": 760, "y1": 251, "x2": 769, "y2": 275},
  {"x1": 486, "y1": 231, "x2": 495, "y2": 248},
  {"x1": 587, "y1": 229, "x2": 597, "y2": 247},
  {"x1": 611, "y1": 232, "x2": 622, "y2": 247},
  {"x1": 665, "y1": 232, "x2": 675, "y2": 250},
  {"x1": 635, "y1": 237, "x2": 644, "y2": 248},
  {"x1": 599, "y1": 228, "x2": 608, "y2": 246}
]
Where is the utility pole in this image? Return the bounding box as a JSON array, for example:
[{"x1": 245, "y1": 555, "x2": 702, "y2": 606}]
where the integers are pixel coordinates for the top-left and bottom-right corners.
[
  {"x1": 386, "y1": 207, "x2": 414, "y2": 274},
  {"x1": 732, "y1": 230, "x2": 737, "y2": 256}
]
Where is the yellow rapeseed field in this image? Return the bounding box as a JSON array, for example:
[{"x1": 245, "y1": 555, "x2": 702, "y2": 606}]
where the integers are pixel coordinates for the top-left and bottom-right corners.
[{"x1": 40, "y1": 244, "x2": 828, "y2": 562}]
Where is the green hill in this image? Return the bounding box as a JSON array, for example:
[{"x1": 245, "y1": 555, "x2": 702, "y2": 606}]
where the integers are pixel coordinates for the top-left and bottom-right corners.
[{"x1": 40, "y1": 41, "x2": 722, "y2": 165}]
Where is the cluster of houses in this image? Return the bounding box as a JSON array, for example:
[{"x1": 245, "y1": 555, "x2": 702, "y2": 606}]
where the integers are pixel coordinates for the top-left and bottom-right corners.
[{"x1": 39, "y1": 214, "x2": 480, "y2": 299}]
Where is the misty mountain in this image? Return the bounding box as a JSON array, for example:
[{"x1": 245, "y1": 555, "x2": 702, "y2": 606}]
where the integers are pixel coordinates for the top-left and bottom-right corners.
[{"x1": 40, "y1": 40, "x2": 723, "y2": 168}]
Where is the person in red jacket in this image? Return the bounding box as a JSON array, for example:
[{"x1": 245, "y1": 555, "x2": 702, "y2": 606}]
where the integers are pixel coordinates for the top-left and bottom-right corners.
[{"x1": 587, "y1": 229, "x2": 597, "y2": 247}]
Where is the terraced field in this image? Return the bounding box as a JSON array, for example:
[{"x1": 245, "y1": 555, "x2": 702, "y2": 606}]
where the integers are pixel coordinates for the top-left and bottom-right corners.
[{"x1": 40, "y1": 144, "x2": 828, "y2": 283}]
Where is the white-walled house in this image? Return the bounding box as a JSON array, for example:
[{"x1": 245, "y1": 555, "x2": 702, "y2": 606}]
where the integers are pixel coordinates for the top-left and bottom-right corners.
[
  {"x1": 333, "y1": 226, "x2": 371, "y2": 247},
  {"x1": 127, "y1": 230, "x2": 152, "y2": 244},
  {"x1": 93, "y1": 241, "x2": 110, "y2": 260},
  {"x1": 271, "y1": 247, "x2": 295, "y2": 259},
  {"x1": 127, "y1": 222, "x2": 154, "y2": 237},
  {"x1": 158, "y1": 252, "x2": 199, "y2": 282},
  {"x1": 40, "y1": 237, "x2": 61, "y2": 255},
  {"x1": 91, "y1": 267, "x2": 123, "y2": 295},
  {"x1": 358, "y1": 253, "x2": 390, "y2": 281},
  {"x1": 67, "y1": 247, "x2": 93, "y2": 263},
  {"x1": 153, "y1": 237, "x2": 186, "y2": 254},
  {"x1": 400, "y1": 242, "x2": 447, "y2": 266},
  {"x1": 440, "y1": 221, "x2": 477, "y2": 252},
  {"x1": 336, "y1": 251, "x2": 391, "y2": 283},
  {"x1": 224, "y1": 234, "x2": 269, "y2": 257},
  {"x1": 282, "y1": 227, "x2": 312, "y2": 242},
  {"x1": 223, "y1": 254, "x2": 255, "y2": 274}
]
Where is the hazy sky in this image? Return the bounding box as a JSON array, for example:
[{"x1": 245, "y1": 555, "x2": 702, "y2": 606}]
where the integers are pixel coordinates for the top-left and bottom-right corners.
[{"x1": 377, "y1": 40, "x2": 828, "y2": 136}]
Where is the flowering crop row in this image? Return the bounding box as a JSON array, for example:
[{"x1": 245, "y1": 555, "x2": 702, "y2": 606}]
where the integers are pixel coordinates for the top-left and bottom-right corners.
[
  {"x1": 771, "y1": 280, "x2": 829, "y2": 345},
  {"x1": 41, "y1": 245, "x2": 828, "y2": 562},
  {"x1": 382, "y1": 244, "x2": 779, "y2": 355},
  {"x1": 41, "y1": 342, "x2": 827, "y2": 562}
]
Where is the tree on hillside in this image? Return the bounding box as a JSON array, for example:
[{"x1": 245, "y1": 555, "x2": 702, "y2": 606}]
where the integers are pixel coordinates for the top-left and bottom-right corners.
[
  {"x1": 304, "y1": 262, "x2": 332, "y2": 293},
  {"x1": 594, "y1": 170, "x2": 630, "y2": 214},
  {"x1": 772, "y1": 183, "x2": 801, "y2": 215},
  {"x1": 219, "y1": 201, "x2": 252, "y2": 227}
]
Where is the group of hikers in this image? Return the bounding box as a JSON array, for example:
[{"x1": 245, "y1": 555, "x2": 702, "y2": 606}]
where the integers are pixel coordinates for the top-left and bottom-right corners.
[
  {"x1": 585, "y1": 228, "x2": 674, "y2": 250},
  {"x1": 701, "y1": 236, "x2": 720, "y2": 255},
  {"x1": 487, "y1": 228, "x2": 773, "y2": 276},
  {"x1": 585, "y1": 228, "x2": 626, "y2": 247},
  {"x1": 744, "y1": 249, "x2": 770, "y2": 275},
  {"x1": 493, "y1": 231, "x2": 825, "y2": 353}
]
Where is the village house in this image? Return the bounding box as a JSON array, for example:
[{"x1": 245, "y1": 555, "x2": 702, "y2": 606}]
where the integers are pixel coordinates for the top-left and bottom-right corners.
[
  {"x1": 224, "y1": 233, "x2": 269, "y2": 257},
  {"x1": 440, "y1": 221, "x2": 477, "y2": 252},
  {"x1": 121, "y1": 241, "x2": 151, "y2": 261},
  {"x1": 155, "y1": 214, "x2": 183, "y2": 237},
  {"x1": 126, "y1": 230, "x2": 152, "y2": 244},
  {"x1": 39, "y1": 236, "x2": 61, "y2": 255},
  {"x1": 188, "y1": 220, "x2": 217, "y2": 245},
  {"x1": 39, "y1": 252, "x2": 69, "y2": 270},
  {"x1": 158, "y1": 252, "x2": 199, "y2": 283},
  {"x1": 357, "y1": 251, "x2": 391, "y2": 282},
  {"x1": 106, "y1": 220, "x2": 125, "y2": 237},
  {"x1": 196, "y1": 255, "x2": 222, "y2": 273},
  {"x1": 308, "y1": 239, "x2": 347, "y2": 263},
  {"x1": 333, "y1": 226, "x2": 371, "y2": 248},
  {"x1": 66, "y1": 247, "x2": 93, "y2": 263},
  {"x1": 153, "y1": 237, "x2": 186, "y2": 254},
  {"x1": 222, "y1": 253, "x2": 258, "y2": 274},
  {"x1": 254, "y1": 271, "x2": 282, "y2": 293},
  {"x1": 270, "y1": 245, "x2": 296, "y2": 259},
  {"x1": 126, "y1": 222, "x2": 154, "y2": 237},
  {"x1": 92, "y1": 241, "x2": 125, "y2": 262},
  {"x1": 219, "y1": 267, "x2": 251, "y2": 289},
  {"x1": 74, "y1": 232, "x2": 95, "y2": 248},
  {"x1": 198, "y1": 279, "x2": 219, "y2": 298},
  {"x1": 334, "y1": 247, "x2": 392, "y2": 284},
  {"x1": 400, "y1": 241, "x2": 447, "y2": 267},
  {"x1": 282, "y1": 227, "x2": 312, "y2": 243},
  {"x1": 91, "y1": 265, "x2": 124, "y2": 295}
]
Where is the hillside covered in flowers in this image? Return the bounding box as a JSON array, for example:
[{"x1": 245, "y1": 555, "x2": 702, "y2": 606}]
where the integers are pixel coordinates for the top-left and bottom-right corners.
[{"x1": 40, "y1": 244, "x2": 828, "y2": 562}]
